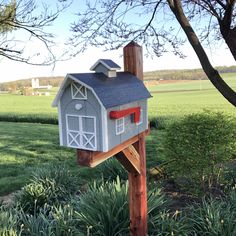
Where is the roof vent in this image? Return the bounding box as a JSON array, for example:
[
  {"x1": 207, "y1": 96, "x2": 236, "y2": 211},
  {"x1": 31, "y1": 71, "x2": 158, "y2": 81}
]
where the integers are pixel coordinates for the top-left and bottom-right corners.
[{"x1": 90, "y1": 59, "x2": 121, "y2": 78}]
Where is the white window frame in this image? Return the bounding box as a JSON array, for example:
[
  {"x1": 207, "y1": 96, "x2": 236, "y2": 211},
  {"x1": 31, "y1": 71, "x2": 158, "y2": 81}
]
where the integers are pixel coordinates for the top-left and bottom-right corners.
[
  {"x1": 116, "y1": 117, "x2": 125, "y2": 135},
  {"x1": 71, "y1": 82, "x2": 87, "y2": 100},
  {"x1": 136, "y1": 109, "x2": 143, "y2": 125}
]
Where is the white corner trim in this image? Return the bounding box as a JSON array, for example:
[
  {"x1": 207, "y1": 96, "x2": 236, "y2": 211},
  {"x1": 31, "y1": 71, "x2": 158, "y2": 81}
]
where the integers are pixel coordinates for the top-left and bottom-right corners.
[
  {"x1": 58, "y1": 100, "x2": 63, "y2": 145},
  {"x1": 52, "y1": 74, "x2": 69, "y2": 107},
  {"x1": 101, "y1": 106, "x2": 108, "y2": 152},
  {"x1": 146, "y1": 102, "x2": 149, "y2": 130}
]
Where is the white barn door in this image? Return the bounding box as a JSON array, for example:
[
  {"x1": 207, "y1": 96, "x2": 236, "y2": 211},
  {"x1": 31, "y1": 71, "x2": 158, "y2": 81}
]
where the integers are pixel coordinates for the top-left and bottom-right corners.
[{"x1": 66, "y1": 114, "x2": 97, "y2": 150}]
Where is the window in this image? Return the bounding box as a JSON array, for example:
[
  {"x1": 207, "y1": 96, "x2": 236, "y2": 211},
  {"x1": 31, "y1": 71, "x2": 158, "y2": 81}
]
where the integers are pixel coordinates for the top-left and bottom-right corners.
[
  {"x1": 136, "y1": 109, "x2": 143, "y2": 125},
  {"x1": 116, "y1": 117, "x2": 124, "y2": 135},
  {"x1": 71, "y1": 82, "x2": 87, "y2": 99}
]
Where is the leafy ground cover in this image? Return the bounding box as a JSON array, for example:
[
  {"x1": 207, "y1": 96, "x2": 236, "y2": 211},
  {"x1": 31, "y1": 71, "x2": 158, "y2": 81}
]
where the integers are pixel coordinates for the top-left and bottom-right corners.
[{"x1": 1, "y1": 165, "x2": 236, "y2": 236}]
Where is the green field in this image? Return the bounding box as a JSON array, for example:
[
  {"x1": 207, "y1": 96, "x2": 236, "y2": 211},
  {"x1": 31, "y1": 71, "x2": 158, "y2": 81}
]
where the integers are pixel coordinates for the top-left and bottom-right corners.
[
  {"x1": 0, "y1": 73, "x2": 235, "y2": 124},
  {"x1": 0, "y1": 73, "x2": 235, "y2": 195}
]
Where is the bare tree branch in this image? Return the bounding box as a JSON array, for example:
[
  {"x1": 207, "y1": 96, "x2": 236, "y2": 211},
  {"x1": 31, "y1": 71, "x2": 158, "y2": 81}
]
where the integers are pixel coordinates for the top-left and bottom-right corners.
[{"x1": 0, "y1": 0, "x2": 72, "y2": 65}]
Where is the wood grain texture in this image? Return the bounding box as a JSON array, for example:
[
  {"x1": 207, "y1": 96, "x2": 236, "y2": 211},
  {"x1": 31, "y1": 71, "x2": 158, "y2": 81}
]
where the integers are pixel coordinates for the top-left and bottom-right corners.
[
  {"x1": 116, "y1": 145, "x2": 140, "y2": 174},
  {"x1": 124, "y1": 42, "x2": 148, "y2": 236},
  {"x1": 123, "y1": 41, "x2": 143, "y2": 81},
  {"x1": 128, "y1": 133, "x2": 147, "y2": 236}
]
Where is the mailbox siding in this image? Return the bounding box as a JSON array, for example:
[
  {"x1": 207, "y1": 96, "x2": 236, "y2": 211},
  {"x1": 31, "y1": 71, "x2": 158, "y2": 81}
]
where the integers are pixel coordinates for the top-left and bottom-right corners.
[
  {"x1": 106, "y1": 100, "x2": 148, "y2": 150},
  {"x1": 59, "y1": 82, "x2": 103, "y2": 151}
]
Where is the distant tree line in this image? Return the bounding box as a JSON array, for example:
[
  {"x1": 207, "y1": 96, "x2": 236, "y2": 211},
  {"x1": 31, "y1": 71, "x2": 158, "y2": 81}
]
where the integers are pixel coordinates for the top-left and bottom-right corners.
[
  {"x1": 0, "y1": 76, "x2": 64, "y2": 92},
  {"x1": 144, "y1": 65, "x2": 236, "y2": 81},
  {"x1": 0, "y1": 65, "x2": 235, "y2": 92}
]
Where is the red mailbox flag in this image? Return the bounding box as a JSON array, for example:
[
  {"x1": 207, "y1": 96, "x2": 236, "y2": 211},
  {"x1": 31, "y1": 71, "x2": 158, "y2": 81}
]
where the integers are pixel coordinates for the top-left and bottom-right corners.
[{"x1": 109, "y1": 106, "x2": 141, "y2": 123}]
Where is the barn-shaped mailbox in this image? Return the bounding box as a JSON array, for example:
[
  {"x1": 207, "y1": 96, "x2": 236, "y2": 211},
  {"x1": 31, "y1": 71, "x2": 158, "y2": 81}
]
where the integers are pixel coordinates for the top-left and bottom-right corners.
[{"x1": 52, "y1": 59, "x2": 151, "y2": 152}]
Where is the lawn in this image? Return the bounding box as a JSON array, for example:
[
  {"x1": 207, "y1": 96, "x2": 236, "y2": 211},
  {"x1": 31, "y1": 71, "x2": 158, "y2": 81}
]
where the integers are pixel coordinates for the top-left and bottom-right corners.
[{"x1": 0, "y1": 121, "x2": 161, "y2": 196}]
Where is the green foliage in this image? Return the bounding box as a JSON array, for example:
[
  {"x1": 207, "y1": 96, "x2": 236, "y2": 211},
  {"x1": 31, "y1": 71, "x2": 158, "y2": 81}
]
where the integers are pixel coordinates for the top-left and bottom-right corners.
[
  {"x1": 18, "y1": 204, "x2": 81, "y2": 236},
  {"x1": 75, "y1": 177, "x2": 130, "y2": 236},
  {"x1": 164, "y1": 112, "x2": 236, "y2": 193},
  {"x1": 0, "y1": 1, "x2": 16, "y2": 33},
  {"x1": 14, "y1": 165, "x2": 78, "y2": 214},
  {"x1": 97, "y1": 158, "x2": 128, "y2": 182},
  {"x1": 187, "y1": 190, "x2": 236, "y2": 235},
  {"x1": 147, "y1": 188, "x2": 188, "y2": 236},
  {"x1": 0, "y1": 206, "x2": 18, "y2": 236},
  {"x1": 222, "y1": 162, "x2": 236, "y2": 191}
]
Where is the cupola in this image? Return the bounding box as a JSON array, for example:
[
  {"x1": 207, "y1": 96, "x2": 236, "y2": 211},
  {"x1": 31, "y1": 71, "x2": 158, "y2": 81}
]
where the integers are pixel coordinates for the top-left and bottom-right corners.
[{"x1": 90, "y1": 59, "x2": 121, "y2": 78}]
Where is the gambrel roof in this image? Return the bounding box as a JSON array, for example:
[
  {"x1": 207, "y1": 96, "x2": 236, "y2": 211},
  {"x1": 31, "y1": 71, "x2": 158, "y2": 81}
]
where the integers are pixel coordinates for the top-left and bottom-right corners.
[{"x1": 52, "y1": 72, "x2": 151, "y2": 109}]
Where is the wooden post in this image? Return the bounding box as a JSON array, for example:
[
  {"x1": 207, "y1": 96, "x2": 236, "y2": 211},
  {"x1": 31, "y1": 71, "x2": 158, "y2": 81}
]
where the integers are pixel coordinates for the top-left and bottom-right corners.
[{"x1": 123, "y1": 41, "x2": 147, "y2": 236}]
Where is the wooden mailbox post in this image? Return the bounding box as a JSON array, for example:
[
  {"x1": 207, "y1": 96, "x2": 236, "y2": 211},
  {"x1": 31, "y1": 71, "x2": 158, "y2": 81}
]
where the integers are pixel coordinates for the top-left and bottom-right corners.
[{"x1": 77, "y1": 42, "x2": 148, "y2": 236}]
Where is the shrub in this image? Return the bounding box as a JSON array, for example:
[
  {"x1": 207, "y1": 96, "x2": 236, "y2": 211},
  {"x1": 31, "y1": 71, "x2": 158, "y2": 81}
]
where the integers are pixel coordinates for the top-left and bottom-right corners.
[
  {"x1": 14, "y1": 164, "x2": 78, "y2": 214},
  {"x1": 0, "y1": 113, "x2": 58, "y2": 125},
  {"x1": 164, "y1": 112, "x2": 236, "y2": 193},
  {"x1": 187, "y1": 190, "x2": 236, "y2": 235}
]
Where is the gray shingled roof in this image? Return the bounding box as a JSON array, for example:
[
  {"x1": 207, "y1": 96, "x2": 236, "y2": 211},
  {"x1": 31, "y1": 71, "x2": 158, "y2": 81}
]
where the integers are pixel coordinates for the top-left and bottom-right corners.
[
  {"x1": 90, "y1": 59, "x2": 121, "y2": 71},
  {"x1": 69, "y1": 72, "x2": 151, "y2": 108}
]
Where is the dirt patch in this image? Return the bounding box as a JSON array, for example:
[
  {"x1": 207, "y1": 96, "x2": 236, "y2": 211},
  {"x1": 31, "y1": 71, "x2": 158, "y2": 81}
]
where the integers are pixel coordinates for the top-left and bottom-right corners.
[{"x1": 0, "y1": 193, "x2": 15, "y2": 205}]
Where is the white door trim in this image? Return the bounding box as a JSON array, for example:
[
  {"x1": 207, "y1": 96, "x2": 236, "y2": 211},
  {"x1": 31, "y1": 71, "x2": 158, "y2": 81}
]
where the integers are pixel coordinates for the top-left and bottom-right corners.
[{"x1": 66, "y1": 114, "x2": 97, "y2": 151}]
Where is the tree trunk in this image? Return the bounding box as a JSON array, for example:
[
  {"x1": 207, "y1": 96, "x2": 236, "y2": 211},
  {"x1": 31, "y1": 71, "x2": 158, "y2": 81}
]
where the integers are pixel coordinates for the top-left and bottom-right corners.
[
  {"x1": 168, "y1": 0, "x2": 236, "y2": 107},
  {"x1": 221, "y1": 27, "x2": 236, "y2": 61}
]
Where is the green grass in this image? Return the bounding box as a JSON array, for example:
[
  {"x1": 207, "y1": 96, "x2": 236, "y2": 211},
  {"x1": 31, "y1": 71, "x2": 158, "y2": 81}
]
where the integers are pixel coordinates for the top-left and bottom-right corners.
[
  {"x1": 148, "y1": 73, "x2": 236, "y2": 92},
  {"x1": 0, "y1": 94, "x2": 56, "y2": 115},
  {"x1": 148, "y1": 74, "x2": 236, "y2": 125},
  {"x1": 0, "y1": 122, "x2": 100, "y2": 195},
  {"x1": 0, "y1": 121, "x2": 161, "y2": 196}
]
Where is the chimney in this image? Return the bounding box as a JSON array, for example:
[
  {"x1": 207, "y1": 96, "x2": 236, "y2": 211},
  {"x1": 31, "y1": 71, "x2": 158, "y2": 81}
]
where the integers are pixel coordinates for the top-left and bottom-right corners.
[{"x1": 123, "y1": 41, "x2": 143, "y2": 81}]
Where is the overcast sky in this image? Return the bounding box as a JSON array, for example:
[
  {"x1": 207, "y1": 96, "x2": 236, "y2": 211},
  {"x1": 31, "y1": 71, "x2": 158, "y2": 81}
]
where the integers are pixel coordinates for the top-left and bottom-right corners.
[{"x1": 1, "y1": 0, "x2": 235, "y2": 83}]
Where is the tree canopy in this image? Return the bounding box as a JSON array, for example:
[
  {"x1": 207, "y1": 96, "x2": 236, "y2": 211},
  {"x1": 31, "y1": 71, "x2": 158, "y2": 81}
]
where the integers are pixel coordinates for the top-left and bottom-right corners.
[
  {"x1": 0, "y1": 0, "x2": 70, "y2": 65},
  {"x1": 70, "y1": 0, "x2": 236, "y2": 106}
]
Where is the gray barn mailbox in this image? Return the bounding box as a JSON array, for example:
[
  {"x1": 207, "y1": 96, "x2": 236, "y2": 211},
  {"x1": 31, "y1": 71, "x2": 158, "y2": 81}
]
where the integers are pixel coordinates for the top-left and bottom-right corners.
[{"x1": 52, "y1": 59, "x2": 151, "y2": 152}]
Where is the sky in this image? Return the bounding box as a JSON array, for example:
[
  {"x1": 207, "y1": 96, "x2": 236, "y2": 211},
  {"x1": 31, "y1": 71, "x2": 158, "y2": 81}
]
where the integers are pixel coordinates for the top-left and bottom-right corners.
[{"x1": 1, "y1": 0, "x2": 235, "y2": 83}]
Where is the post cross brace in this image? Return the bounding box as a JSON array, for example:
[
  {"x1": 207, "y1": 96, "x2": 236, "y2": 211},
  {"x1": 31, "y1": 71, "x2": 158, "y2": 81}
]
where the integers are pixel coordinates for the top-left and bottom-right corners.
[{"x1": 77, "y1": 128, "x2": 149, "y2": 174}]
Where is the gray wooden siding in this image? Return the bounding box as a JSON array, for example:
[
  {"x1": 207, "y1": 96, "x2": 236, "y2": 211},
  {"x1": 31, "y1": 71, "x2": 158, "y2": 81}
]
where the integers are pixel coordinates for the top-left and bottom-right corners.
[
  {"x1": 106, "y1": 100, "x2": 148, "y2": 150},
  {"x1": 59, "y1": 80, "x2": 103, "y2": 151}
]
